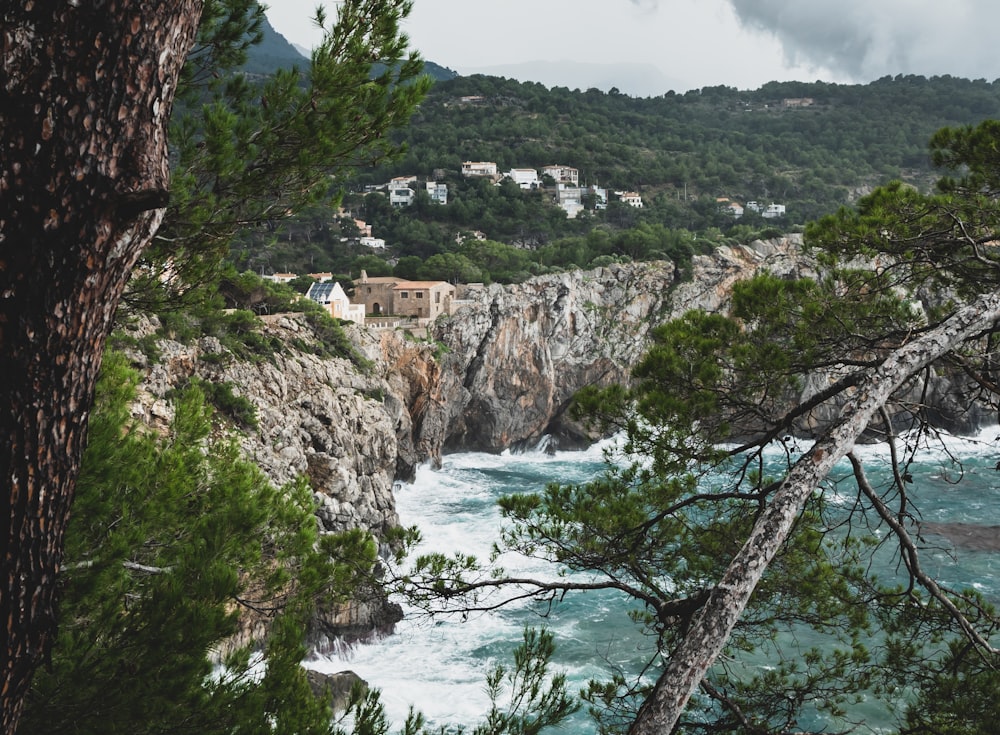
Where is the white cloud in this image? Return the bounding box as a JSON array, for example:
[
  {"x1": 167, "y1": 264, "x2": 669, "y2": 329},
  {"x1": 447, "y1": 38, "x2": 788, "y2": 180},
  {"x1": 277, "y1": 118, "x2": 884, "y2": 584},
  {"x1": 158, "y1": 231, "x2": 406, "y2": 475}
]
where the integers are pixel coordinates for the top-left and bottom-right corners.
[
  {"x1": 727, "y1": 0, "x2": 1000, "y2": 81},
  {"x1": 264, "y1": 0, "x2": 1000, "y2": 95}
]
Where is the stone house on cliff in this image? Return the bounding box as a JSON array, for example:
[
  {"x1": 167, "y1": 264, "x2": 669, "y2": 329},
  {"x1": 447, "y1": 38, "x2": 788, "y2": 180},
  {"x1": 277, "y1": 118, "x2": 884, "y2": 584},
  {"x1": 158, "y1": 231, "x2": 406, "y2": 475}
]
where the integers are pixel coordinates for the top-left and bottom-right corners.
[{"x1": 352, "y1": 271, "x2": 456, "y2": 322}]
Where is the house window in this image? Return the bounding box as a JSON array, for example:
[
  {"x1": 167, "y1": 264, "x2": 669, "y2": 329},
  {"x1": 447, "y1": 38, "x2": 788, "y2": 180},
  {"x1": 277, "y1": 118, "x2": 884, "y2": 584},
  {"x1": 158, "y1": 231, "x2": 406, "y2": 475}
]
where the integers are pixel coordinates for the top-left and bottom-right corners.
[
  {"x1": 400, "y1": 291, "x2": 409, "y2": 299},
  {"x1": 416, "y1": 291, "x2": 424, "y2": 299},
  {"x1": 366, "y1": 287, "x2": 372, "y2": 294},
  {"x1": 435, "y1": 292, "x2": 441, "y2": 304}
]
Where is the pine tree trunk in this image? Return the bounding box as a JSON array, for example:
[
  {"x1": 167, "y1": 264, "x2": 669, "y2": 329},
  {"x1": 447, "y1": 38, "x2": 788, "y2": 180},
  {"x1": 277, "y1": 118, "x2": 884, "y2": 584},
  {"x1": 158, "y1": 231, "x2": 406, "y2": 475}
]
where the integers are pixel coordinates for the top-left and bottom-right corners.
[
  {"x1": 0, "y1": 3, "x2": 201, "y2": 730},
  {"x1": 628, "y1": 289, "x2": 1000, "y2": 735}
]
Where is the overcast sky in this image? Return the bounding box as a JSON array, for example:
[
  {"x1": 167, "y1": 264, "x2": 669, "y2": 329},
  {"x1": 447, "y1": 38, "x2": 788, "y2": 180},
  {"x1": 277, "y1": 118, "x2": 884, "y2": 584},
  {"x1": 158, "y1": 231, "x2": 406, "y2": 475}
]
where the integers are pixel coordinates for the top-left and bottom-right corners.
[{"x1": 265, "y1": 0, "x2": 1000, "y2": 97}]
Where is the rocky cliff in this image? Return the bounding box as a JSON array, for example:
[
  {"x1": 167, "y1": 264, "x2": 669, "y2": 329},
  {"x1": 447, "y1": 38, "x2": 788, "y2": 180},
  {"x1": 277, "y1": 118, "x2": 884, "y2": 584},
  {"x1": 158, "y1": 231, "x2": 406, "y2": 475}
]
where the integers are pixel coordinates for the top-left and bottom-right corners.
[
  {"x1": 387, "y1": 260, "x2": 680, "y2": 468},
  {"x1": 123, "y1": 235, "x2": 988, "y2": 640},
  {"x1": 382, "y1": 235, "x2": 824, "y2": 470},
  {"x1": 122, "y1": 236, "x2": 842, "y2": 541},
  {"x1": 123, "y1": 314, "x2": 407, "y2": 642}
]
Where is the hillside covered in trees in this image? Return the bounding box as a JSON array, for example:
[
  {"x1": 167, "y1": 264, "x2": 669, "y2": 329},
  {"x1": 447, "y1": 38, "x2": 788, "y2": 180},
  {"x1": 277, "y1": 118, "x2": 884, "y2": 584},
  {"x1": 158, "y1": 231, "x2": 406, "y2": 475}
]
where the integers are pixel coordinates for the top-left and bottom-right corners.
[
  {"x1": 382, "y1": 73, "x2": 1000, "y2": 219},
  {"x1": 240, "y1": 73, "x2": 1000, "y2": 285}
]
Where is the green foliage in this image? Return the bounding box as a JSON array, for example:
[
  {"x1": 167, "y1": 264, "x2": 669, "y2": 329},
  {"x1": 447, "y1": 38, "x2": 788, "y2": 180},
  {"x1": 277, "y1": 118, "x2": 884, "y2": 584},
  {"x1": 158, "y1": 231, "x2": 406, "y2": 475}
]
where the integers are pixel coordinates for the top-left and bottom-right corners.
[
  {"x1": 393, "y1": 255, "x2": 424, "y2": 280},
  {"x1": 124, "y1": 0, "x2": 430, "y2": 315},
  {"x1": 416, "y1": 252, "x2": 484, "y2": 284},
  {"x1": 155, "y1": 290, "x2": 285, "y2": 362},
  {"x1": 472, "y1": 629, "x2": 579, "y2": 735},
  {"x1": 353, "y1": 254, "x2": 394, "y2": 278},
  {"x1": 289, "y1": 274, "x2": 319, "y2": 294},
  {"x1": 300, "y1": 305, "x2": 372, "y2": 369},
  {"x1": 896, "y1": 638, "x2": 1000, "y2": 734},
  {"x1": 806, "y1": 122, "x2": 1000, "y2": 300},
  {"x1": 177, "y1": 0, "x2": 265, "y2": 106},
  {"x1": 190, "y1": 376, "x2": 259, "y2": 429},
  {"x1": 458, "y1": 239, "x2": 533, "y2": 283},
  {"x1": 20, "y1": 352, "x2": 376, "y2": 735}
]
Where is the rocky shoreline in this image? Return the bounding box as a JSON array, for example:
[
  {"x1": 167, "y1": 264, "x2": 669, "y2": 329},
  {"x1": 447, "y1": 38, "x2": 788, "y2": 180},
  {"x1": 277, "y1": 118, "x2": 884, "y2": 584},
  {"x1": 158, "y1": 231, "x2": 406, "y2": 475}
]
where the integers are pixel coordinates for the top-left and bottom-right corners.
[{"x1": 125, "y1": 235, "x2": 995, "y2": 645}]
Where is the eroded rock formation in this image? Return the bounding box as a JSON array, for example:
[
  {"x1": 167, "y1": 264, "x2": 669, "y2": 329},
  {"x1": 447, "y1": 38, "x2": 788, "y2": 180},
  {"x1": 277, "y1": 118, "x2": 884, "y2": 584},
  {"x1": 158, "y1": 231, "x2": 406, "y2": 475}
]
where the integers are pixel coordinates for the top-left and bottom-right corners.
[{"x1": 124, "y1": 235, "x2": 992, "y2": 643}]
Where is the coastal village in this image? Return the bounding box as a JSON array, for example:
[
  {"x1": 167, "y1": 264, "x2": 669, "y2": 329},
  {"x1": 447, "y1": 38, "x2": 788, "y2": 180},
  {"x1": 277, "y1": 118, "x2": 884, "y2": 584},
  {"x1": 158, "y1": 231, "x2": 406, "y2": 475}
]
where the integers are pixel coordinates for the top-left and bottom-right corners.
[
  {"x1": 378, "y1": 158, "x2": 785, "y2": 220},
  {"x1": 381, "y1": 160, "x2": 634, "y2": 219},
  {"x1": 264, "y1": 159, "x2": 786, "y2": 329}
]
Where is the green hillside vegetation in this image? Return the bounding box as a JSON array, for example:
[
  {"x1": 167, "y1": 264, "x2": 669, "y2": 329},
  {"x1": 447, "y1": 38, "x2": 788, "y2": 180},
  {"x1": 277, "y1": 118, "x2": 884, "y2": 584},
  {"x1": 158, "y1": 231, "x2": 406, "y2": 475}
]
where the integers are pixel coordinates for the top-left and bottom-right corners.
[
  {"x1": 384, "y1": 74, "x2": 1000, "y2": 217},
  {"x1": 235, "y1": 73, "x2": 1000, "y2": 287}
]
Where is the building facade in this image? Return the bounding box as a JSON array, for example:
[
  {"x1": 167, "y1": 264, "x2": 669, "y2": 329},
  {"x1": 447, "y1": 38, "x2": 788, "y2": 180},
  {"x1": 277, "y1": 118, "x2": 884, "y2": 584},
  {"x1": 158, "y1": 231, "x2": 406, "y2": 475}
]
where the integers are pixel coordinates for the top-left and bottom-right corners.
[
  {"x1": 542, "y1": 164, "x2": 579, "y2": 185},
  {"x1": 462, "y1": 161, "x2": 498, "y2": 177},
  {"x1": 352, "y1": 271, "x2": 456, "y2": 321},
  {"x1": 305, "y1": 281, "x2": 365, "y2": 326}
]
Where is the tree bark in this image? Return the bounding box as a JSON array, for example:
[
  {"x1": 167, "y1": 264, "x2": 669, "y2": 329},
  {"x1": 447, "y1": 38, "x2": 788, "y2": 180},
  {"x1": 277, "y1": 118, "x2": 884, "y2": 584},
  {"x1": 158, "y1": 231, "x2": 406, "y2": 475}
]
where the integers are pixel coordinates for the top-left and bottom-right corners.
[
  {"x1": 0, "y1": 3, "x2": 202, "y2": 730},
  {"x1": 628, "y1": 289, "x2": 1000, "y2": 735}
]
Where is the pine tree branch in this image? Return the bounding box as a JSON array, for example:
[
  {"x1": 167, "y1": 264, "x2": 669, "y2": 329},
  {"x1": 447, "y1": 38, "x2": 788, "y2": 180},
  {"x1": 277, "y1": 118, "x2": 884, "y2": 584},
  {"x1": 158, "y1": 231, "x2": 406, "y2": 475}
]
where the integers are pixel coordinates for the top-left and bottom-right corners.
[
  {"x1": 848, "y1": 451, "x2": 1000, "y2": 655},
  {"x1": 627, "y1": 288, "x2": 1000, "y2": 735}
]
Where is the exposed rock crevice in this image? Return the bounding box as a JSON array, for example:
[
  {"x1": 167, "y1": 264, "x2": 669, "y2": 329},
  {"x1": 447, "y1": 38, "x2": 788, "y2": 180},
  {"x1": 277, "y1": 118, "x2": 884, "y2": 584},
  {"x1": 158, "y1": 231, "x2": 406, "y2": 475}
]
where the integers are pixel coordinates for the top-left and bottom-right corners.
[{"x1": 125, "y1": 235, "x2": 994, "y2": 644}]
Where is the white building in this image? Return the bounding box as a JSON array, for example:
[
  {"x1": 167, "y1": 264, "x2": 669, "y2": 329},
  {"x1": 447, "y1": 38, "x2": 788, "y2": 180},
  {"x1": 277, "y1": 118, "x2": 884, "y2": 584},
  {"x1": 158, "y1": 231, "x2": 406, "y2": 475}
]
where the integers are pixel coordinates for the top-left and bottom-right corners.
[
  {"x1": 618, "y1": 191, "x2": 643, "y2": 208},
  {"x1": 718, "y1": 199, "x2": 744, "y2": 218},
  {"x1": 426, "y1": 181, "x2": 448, "y2": 204},
  {"x1": 762, "y1": 203, "x2": 786, "y2": 219},
  {"x1": 506, "y1": 168, "x2": 541, "y2": 189},
  {"x1": 462, "y1": 161, "x2": 498, "y2": 177},
  {"x1": 305, "y1": 281, "x2": 366, "y2": 326},
  {"x1": 389, "y1": 186, "x2": 414, "y2": 207},
  {"x1": 588, "y1": 185, "x2": 608, "y2": 210},
  {"x1": 359, "y1": 236, "x2": 386, "y2": 250},
  {"x1": 556, "y1": 184, "x2": 584, "y2": 218},
  {"x1": 542, "y1": 165, "x2": 579, "y2": 185}
]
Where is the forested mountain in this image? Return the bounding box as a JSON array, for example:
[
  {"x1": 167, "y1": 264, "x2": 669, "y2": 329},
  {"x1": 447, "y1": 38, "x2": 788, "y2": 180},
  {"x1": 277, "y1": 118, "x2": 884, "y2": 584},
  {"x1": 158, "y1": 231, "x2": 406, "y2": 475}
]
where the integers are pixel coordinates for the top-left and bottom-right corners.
[
  {"x1": 240, "y1": 73, "x2": 1000, "y2": 285},
  {"x1": 372, "y1": 73, "x2": 1000, "y2": 222},
  {"x1": 241, "y1": 16, "x2": 304, "y2": 75}
]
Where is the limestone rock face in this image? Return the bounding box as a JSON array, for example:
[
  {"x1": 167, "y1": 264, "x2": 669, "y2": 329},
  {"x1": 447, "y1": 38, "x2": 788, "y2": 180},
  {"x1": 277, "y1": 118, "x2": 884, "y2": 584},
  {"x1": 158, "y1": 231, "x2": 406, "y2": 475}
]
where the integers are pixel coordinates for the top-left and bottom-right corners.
[
  {"x1": 411, "y1": 261, "x2": 678, "y2": 456},
  {"x1": 669, "y1": 236, "x2": 817, "y2": 317},
  {"x1": 305, "y1": 669, "x2": 367, "y2": 714},
  {"x1": 131, "y1": 314, "x2": 400, "y2": 541},
  {"x1": 378, "y1": 237, "x2": 821, "y2": 461}
]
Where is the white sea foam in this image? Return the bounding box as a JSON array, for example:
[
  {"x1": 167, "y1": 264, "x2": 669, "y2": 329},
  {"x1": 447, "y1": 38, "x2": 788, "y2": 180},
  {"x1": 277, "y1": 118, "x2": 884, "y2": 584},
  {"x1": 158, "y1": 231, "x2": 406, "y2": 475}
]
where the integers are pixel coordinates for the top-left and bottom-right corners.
[
  {"x1": 310, "y1": 442, "x2": 613, "y2": 730},
  {"x1": 308, "y1": 430, "x2": 1000, "y2": 733}
]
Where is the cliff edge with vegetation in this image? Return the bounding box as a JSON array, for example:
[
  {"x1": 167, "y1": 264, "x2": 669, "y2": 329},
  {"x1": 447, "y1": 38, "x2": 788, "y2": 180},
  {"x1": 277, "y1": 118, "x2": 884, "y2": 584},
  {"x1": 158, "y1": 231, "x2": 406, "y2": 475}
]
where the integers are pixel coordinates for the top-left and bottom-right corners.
[{"x1": 120, "y1": 235, "x2": 988, "y2": 640}]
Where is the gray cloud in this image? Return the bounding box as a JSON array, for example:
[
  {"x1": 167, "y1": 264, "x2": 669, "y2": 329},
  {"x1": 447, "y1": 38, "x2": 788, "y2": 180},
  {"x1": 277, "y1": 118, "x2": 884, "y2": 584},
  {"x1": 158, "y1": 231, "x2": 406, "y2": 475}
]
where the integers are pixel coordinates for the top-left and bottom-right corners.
[{"x1": 726, "y1": 0, "x2": 1000, "y2": 82}]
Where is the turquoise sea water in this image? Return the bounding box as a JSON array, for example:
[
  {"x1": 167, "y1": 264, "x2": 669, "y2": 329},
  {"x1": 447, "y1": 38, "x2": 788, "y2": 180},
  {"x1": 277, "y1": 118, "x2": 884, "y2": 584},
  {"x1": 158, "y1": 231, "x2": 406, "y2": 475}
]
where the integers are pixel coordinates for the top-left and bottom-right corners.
[{"x1": 309, "y1": 431, "x2": 1000, "y2": 733}]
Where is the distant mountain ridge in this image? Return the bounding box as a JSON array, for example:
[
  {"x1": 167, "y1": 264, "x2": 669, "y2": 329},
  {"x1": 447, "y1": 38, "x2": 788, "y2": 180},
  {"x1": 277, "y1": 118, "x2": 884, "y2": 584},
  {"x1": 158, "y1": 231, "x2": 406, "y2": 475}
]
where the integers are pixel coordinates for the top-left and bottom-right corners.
[
  {"x1": 468, "y1": 60, "x2": 684, "y2": 97},
  {"x1": 248, "y1": 16, "x2": 457, "y2": 83},
  {"x1": 243, "y1": 16, "x2": 306, "y2": 74}
]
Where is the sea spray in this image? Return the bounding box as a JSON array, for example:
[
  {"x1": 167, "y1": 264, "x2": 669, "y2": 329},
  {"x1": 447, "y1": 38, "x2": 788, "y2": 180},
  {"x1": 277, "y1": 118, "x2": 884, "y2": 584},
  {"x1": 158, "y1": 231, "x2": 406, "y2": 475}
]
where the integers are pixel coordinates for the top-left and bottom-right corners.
[{"x1": 307, "y1": 430, "x2": 1000, "y2": 733}]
